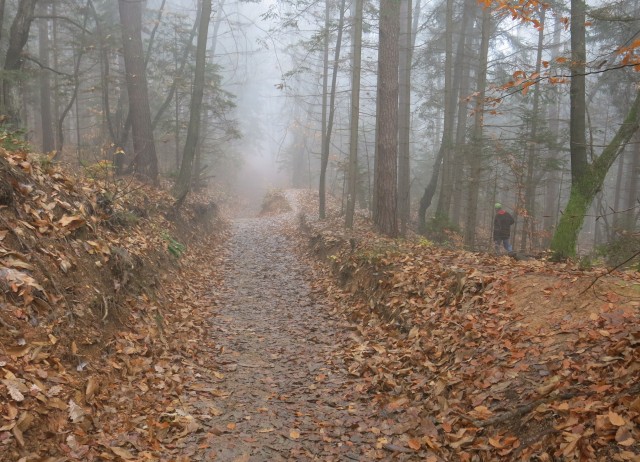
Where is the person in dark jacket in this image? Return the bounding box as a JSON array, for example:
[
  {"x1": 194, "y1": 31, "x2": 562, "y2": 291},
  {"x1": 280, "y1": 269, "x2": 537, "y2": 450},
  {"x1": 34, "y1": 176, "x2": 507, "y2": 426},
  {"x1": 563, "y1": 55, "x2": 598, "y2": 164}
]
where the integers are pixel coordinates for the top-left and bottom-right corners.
[{"x1": 493, "y1": 203, "x2": 514, "y2": 253}]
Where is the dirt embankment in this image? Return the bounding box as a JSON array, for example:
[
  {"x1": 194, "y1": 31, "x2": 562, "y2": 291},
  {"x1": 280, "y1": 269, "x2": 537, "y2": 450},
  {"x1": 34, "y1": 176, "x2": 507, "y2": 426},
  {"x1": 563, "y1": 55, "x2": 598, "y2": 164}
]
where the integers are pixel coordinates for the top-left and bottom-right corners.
[
  {"x1": 297, "y1": 201, "x2": 640, "y2": 461},
  {"x1": 0, "y1": 147, "x2": 227, "y2": 460}
]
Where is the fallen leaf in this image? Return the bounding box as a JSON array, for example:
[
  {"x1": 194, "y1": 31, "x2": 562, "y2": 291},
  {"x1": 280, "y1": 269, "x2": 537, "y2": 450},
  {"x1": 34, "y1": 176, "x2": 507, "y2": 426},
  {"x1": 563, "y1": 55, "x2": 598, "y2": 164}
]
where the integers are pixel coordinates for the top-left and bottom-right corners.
[
  {"x1": 609, "y1": 410, "x2": 625, "y2": 427},
  {"x1": 615, "y1": 427, "x2": 635, "y2": 447},
  {"x1": 110, "y1": 446, "x2": 135, "y2": 459},
  {"x1": 2, "y1": 380, "x2": 25, "y2": 402},
  {"x1": 85, "y1": 376, "x2": 99, "y2": 400},
  {"x1": 289, "y1": 429, "x2": 300, "y2": 439},
  {"x1": 407, "y1": 438, "x2": 421, "y2": 450},
  {"x1": 58, "y1": 214, "x2": 85, "y2": 230},
  {"x1": 68, "y1": 400, "x2": 85, "y2": 423}
]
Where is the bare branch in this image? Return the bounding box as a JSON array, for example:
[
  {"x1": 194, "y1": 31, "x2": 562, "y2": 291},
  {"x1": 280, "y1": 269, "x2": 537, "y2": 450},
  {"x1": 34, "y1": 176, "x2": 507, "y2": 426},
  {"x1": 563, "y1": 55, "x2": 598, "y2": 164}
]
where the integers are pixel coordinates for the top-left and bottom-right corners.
[{"x1": 22, "y1": 54, "x2": 74, "y2": 77}]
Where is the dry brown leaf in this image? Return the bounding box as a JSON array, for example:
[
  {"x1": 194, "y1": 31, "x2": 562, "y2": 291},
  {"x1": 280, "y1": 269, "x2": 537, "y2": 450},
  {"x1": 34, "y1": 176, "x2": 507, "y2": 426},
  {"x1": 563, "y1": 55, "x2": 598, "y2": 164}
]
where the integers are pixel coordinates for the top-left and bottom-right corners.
[
  {"x1": 110, "y1": 446, "x2": 135, "y2": 460},
  {"x1": 4, "y1": 403, "x2": 18, "y2": 420},
  {"x1": 12, "y1": 424, "x2": 24, "y2": 447},
  {"x1": 289, "y1": 429, "x2": 300, "y2": 439},
  {"x1": 58, "y1": 214, "x2": 85, "y2": 230},
  {"x1": 407, "y1": 438, "x2": 421, "y2": 450},
  {"x1": 68, "y1": 400, "x2": 85, "y2": 423},
  {"x1": 85, "y1": 376, "x2": 99, "y2": 400},
  {"x1": 609, "y1": 410, "x2": 626, "y2": 427},
  {"x1": 387, "y1": 397, "x2": 409, "y2": 411},
  {"x1": 2, "y1": 380, "x2": 25, "y2": 402},
  {"x1": 615, "y1": 427, "x2": 635, "y2": 447}
]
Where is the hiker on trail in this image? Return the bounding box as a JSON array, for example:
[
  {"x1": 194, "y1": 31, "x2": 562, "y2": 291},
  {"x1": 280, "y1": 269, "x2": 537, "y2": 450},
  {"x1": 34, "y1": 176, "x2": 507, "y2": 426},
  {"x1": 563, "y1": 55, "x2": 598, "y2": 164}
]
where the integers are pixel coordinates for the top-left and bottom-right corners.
[{"x1": 493, "y1": 203, "x2": 514, "y2": 253}]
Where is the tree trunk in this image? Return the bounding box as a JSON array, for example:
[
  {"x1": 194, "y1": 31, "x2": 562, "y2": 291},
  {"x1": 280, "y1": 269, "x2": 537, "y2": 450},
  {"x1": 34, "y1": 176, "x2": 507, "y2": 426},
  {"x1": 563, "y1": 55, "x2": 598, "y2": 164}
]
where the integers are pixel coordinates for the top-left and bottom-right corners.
[
  {"x1": 542, "y1": 13, "x2": 563, "y2": 247},
  {"x1": 345, "y1": 0, "x2": 363, "y2": 229},
  {"x1": 417, "y1": 0, "x2": 454, "y2": 233},
  {"x1": 51, "y1": 0, "x2": 60, "y2": 151},
  {"x1": 520, "y1": 6, "x2": 546, "y2": 252},
  {"x1": 38, "y1": 1, "x2": 54, "y2": 154},
  {"x1": 1, "y1": 0, "x2": 38, "y2": 127},
  {"x1": 449, "y1": 0, "x2": 476, "y2": 227},
  {"x1": 464, "y1": 6, "x2": 491, "y2": 250},
  {"x1": 436, "y1": 0, "x2": 471, "y2": 222},
  {"x1": 373, "y1": 0, "x2": 400, "y2": 237},
  {"x1": 118, "y1": 0, "x2": 158, "y2": 182},
  {"x1": 0, "y1": 0, "x2": 6, "y2": 47},
  {"x1": 397, "y1": 0, "x2": 412, "y2": 236},
  {"x1": 173, "y1": 0, "x2": 212, "y2": 202},
  {"x1": 56, "y1": 1, "x2": 90, "y2": 158},
  {"x1": 318, "y1": 0, "x2": 330, "y2": 219},
  {"x1": 152, "y1": 8, "x2": 198, "y2": 133},
  {"x1": 320, "y1": 0, "x2": 346, "y2": 218},
  {"x1": 569, "y1": 0, "x2": 587, "y2": 182},
  {"x1": 623, "y1": 133, "x2": 640, "y2": 231},
  {"x1": 551, "y1": 88, "x2": 640, "y2": 258}
]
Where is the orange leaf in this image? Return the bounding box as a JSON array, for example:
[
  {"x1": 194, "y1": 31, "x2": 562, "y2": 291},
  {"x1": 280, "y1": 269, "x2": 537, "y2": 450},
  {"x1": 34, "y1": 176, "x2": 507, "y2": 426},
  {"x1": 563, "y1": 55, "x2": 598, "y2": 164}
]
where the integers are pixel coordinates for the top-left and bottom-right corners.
[{"x1": 407, "y1": 439, "x2": 421, "y2": 450}]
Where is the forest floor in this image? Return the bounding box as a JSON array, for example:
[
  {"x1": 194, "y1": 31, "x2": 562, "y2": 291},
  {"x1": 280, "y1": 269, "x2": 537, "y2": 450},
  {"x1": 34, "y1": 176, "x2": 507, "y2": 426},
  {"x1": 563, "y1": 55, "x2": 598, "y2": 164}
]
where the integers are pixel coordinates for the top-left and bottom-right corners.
[{"x1": 0, "y1": 146, "x2": 639, "y2": 461}]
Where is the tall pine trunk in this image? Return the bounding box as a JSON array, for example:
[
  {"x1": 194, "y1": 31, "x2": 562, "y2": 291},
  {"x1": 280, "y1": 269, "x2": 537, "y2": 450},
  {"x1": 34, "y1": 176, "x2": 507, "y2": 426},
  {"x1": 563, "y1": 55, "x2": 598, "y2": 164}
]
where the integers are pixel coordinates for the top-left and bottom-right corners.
[
  {"x1": 397, "y1": 0, "x2": 412, "y2": 236},
  {"x1": 373, "y1": 0, "x2": 400, "y2": 237}
]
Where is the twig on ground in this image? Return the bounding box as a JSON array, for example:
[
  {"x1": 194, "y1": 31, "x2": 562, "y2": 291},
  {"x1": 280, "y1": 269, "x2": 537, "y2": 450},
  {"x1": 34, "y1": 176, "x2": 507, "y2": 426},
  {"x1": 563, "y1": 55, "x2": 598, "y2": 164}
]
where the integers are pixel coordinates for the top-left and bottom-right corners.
[{"x1": 580, "y1": 249, "x2": 640, "y2": 295}]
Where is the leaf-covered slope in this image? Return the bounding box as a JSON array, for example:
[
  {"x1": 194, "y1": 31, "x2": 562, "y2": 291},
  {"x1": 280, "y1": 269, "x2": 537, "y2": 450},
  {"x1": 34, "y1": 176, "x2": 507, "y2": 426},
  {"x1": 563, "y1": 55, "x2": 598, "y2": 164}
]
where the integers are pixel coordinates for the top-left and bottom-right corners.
[
  {"x1": 297, "y1": 193, "x2": 640, "y2": 461},
  {"x1": 0, "y1": 147, "x2": 228, "y2": 460}
]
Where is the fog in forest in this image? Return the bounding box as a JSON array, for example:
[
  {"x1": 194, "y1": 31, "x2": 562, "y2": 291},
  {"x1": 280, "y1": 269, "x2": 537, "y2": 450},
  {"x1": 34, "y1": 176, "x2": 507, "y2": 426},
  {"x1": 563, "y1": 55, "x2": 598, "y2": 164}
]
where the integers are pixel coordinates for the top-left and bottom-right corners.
[{"x1": 1, "y1": 0, "x2": 638, "y2": 257}]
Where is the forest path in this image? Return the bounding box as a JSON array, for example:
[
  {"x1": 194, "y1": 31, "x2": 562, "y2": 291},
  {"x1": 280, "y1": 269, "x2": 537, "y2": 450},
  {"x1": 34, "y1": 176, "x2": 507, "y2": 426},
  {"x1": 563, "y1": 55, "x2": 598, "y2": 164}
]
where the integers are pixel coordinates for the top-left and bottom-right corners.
[{"x1": 201, "y1": 204, "x2": 387, "y2": 461}]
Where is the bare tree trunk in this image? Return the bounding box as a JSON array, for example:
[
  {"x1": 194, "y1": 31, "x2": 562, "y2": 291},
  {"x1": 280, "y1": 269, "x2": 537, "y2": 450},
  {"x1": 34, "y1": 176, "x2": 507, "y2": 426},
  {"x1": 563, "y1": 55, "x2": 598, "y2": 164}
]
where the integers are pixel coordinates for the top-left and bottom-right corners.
[
  {"x1": 118, "y1": 0, "x2": 158, "y2": 182},
  {"x1": 345, "y1": 0, "x2": 363, "y2": 229},
  {"x1": 373, "y1": 0, "x2": 400, "y2": 237},
  {"x1": 318, "y1": 0, "x2": 330, "y2": 219},
  {"x1": 418, "y1": 0, "x2": 454, "y2": 232},
  {"x1": 542, "y1": 13, "x2": 563, "y2": 247},
  {"x1": 173, "y1": 0, "x2": 212, "y2": 202},
  {"x1": 0, "y1": 0, "x2": 6, "y2": 46},
  {"x1": 464, "y1": 6, "x2": 491, "y2": 250},
  {"x1": 56, "y1": 1, "x2": 90, "y2": 158},
  {"x1": 51, "y1": 1, "x2": 60, "y2": 150},
  {"x1": 520, "y1": 6, "x2": 546, "y2": 253},
  {"x1": 569, "y1": 0, "x2": 587, "y2": 181},
  {"x1": 623, "y1": 133, "x2": 640, "y2": 230},
  {"x1": 320, "y1": 0, "x2": 346, "y2": 218},
  {"x1": 1, "y1": 0, "x2": 38, "y2": 127},
  {"x1": 38, "y1": 0, "x2": 54, "y2": 153},
  {"x1": 436, "y1": 0, "x2": 471, "y2": 221},
  {"x1": 449, "y1": 0, "x2": 476, "y2": 227},
  {"x1": 397, "y1": 0, "x2": 412, "y2": 236}
]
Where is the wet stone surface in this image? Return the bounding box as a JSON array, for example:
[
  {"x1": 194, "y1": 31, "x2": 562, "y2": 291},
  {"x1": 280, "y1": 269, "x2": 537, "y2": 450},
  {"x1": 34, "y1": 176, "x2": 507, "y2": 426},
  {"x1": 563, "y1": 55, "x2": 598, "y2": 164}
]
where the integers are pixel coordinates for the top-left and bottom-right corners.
[{"x1": 200, "y1": 215, "x2": 385, "y2": 461}]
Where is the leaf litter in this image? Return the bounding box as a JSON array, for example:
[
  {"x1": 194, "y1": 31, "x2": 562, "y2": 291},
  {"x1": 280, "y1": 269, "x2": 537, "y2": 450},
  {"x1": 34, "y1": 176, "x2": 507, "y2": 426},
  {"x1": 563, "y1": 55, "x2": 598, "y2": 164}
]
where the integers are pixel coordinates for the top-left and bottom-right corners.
[
  {"x1": 0, "y1": 142, "x2": 638, "y2": 461},
  {"x1": 295, "y1": 189, "x2": 640, "y2": 461}
]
